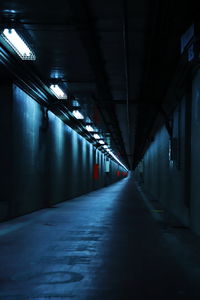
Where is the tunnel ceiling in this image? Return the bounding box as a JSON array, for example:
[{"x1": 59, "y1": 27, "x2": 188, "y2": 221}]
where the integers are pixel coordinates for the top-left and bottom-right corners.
[{"x1": 0, "y1": 0, "x2": 196, "y2": 169}]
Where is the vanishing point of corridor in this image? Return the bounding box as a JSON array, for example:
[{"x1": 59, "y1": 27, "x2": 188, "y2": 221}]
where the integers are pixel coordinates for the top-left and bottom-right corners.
[{"x1": 1, "y1": 176, "x2": 200, "y2": 299}]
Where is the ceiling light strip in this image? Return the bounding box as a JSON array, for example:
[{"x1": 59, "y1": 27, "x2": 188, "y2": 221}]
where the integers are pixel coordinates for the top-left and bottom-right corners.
[
  {"x1": 2, "y1": 29, "x2": 36, "y2": 60},
  {"x1": 50, "y1": 84, "x2": 67, "y2": 99}
]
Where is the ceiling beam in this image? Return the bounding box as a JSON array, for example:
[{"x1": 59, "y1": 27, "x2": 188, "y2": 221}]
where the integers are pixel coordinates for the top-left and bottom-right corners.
[{"x1": 68, "y1": 0, "x2": 129, "y2": 167}]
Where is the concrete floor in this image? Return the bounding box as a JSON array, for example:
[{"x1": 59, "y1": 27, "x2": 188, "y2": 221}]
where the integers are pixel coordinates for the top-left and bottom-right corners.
[{"x1": 1, "y1": 177, "x2": 200, "y2": 299}]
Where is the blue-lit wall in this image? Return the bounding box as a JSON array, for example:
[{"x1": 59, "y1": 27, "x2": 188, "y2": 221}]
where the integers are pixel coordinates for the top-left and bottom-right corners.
[
  {"x1": 135, "y1": 70, "x2": 200, "y2": 235},
  {"x1": 0, "y1": 84, "x2": 127, "y2": 220},
  {"x1": 135, "y1": 106, "x2": 189, "y2": 227},
  {"x1": 190, "y1": 69, "x2": 200, "y2": 235}
]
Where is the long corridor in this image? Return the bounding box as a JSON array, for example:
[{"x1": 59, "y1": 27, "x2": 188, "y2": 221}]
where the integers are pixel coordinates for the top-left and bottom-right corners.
[{"x1": 1, "y1": 176, "x2": 200, "y2": 299}]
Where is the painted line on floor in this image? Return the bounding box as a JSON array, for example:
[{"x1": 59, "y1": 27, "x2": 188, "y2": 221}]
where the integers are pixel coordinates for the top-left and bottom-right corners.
[
  {"x1": 0, "y1": 222, "x2": 31, "y2": 237},
  {"x1": 135, "y1": 181, "x2": 163, "y2": 222}
]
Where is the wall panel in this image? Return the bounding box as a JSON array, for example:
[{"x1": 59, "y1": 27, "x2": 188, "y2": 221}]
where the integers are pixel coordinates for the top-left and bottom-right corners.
[{"x1": 0, "y1": 84, "x2": 127, "y2": 221}]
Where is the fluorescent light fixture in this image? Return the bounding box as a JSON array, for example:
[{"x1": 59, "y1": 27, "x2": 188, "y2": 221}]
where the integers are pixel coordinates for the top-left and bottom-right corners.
[
  {"x1": 2, "y1": 29, "x2": 36, "y2": 60},
  {"x1": 103, "y1": 145, "x2": 108, "y2": 149},
  {"x1": 93, "y1": 134, "x2": 100, "y2": 139},
  {"x1": 72, "y1": 110, "x2": 84, "y2": 120},
  {"x1": 50, "y1": 85, "x2": 67, "y2": 99},
  {"x1": 86, "y1": 125, "x2": 94, "y2": 132},
  {"x1": 110, "y1": 152, "x2": 128, "y2": 171},
  {"x1": 98, "y1": 140, "x2": 105, "y2": 145}
]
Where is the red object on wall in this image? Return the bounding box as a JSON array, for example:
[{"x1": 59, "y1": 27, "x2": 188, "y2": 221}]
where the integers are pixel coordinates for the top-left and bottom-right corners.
[
  {"x1": 93, "y1": 164, "x2": 99, "y2": 180},
  {"x1": 117, "y1": 171, "x2": 120, "y2": 177}
]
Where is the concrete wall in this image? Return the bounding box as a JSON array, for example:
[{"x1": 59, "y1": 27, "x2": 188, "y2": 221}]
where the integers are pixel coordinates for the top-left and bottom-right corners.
[
  {"x1": 191, "y1": 69, "x2": 200, "y2": 234},
  {"x1": 0, "y1": 83, "x2": 127, "y2": 221},
  {"x1": 135, "y1": 68, "x2": 200, "y2": 235},
  {"x1": 135, "y1": 98, "x2": 190, "y2": 227}
]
